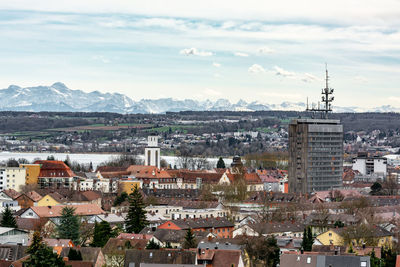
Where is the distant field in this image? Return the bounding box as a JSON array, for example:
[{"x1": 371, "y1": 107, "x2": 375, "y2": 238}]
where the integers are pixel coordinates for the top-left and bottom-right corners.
[
  {"x1": 255, "y1": 127, "x2": 278, "y2": 133},
  {"x1": 49, "y1": 123, "x2": 154, "y2": 132},
  {"x1": 144, "y1": 125, "x2": 196, "y2": 134}
]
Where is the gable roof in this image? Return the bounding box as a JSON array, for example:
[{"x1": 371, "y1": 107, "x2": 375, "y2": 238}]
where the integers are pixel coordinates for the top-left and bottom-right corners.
[
  {"x1": 24, "y1": 191, "x2": 43, "y2": 202},
  {"x1": 102, "y1": 238, "x2": 148, "y2": 255},
  {"x1": 124, "y1": 249, "x2": 196, "y2": 266},
  {"x1": 34, "y1": 160, "x2": 76, "y2": 178},
  {"x1": 197, "y1": 249, "x2": 242, "y2": 267},
  {"x1": 2, "y1": 189, "x2": 21, "y2": 200},
  {"x1": 127, "y1": 165, "x2": 171, "y2": 179},
  {"x1": 27, "y1": 204, "x2": 105, "y2": 218},
  {"x1": 160, "y1": 218, "x2": 234, "y2": 230},
  {"x1": 61, "y1": 247, "x2": 102, "y2": 263}
]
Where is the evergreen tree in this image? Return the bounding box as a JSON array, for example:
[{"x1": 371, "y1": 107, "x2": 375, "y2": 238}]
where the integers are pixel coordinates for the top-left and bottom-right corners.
[
  {"x1": 114, "y1": 192, "x2": 128, "y2": 206},
  {"x1": 146, "y1": 239, "x2": 160, "y2": 249},
  {"x1": 24, "y1": 231, "x2": 66, "y2": 267},
  {"x1": 370, "y1": 249, "x2": 385, "y2": 267},
  {"x1": 382, "y1": 247, "x2": 396, "y2": 267},
  {"x1": 183, "y1": 228, "x2": 197, "y2": 249},
  {"x1": 301, "y1": 226, "x2": 314, "y2": 251},
  {"x1": 125, "y1": 186, "x2": 148, "y2": 233},
  {"x1": 67, "y1": 248, "x2": 83, "y2": 261},
  {"x1": 57, "y1": 207, "x2": 80, "y2": 245},
  {"x1": 91, "y1": 221, "x2": 114, "y2": 247},
  {"x1": 216, "y1": 157, "x2": 226, "y2": 168},
  {"x1": 1, "y1": 206, "x2": 17, "y2": 228}
]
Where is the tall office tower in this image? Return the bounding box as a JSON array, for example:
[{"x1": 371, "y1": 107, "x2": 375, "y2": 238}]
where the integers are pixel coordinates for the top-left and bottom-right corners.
[
  {"x1": 288, "y1": 119, "x2": 343, "y2": 193},
  {"x1": 289, "y1": 67, "x2": 343, "y2": 193},
  {"x1": 144, "y1": 135, "x2": 161, "y2": 169}
]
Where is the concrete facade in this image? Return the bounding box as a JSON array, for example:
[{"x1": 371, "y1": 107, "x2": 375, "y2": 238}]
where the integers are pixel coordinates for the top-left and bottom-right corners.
[{"x1": 289, "y1": 119, "x2": 343, "y2": 193}]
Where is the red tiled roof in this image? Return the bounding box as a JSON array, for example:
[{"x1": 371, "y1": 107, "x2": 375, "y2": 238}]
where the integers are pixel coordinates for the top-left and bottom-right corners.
[
  {"x1": 127, "y1": 165, "x2": 171, "y2": 179},
  {"x1": 28, "y1": 204, "x2": 105, "y2": 218},
  {"x1": 25, "y1": 191, "x2": 43, "y2": 202},
  {"x1": 34, "y1": 160, "x2": 76, "y2": 178},
  {"x1": 2, "y1": 189, "x2": 21, "y2": 200}
]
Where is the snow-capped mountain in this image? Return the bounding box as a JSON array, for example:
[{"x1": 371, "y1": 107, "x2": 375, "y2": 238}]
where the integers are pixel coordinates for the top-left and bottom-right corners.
[{"x1": 0, "y1": 83, "x2": 398, "y2": 114}]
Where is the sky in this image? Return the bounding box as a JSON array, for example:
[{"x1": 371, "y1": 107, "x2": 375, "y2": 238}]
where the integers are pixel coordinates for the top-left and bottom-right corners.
[{"x1": 0, "y1": 0, "x2": 400, "y2": 108}]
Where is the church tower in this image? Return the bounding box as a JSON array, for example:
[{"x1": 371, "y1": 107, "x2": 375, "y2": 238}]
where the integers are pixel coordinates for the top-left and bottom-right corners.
[{"x1": 144, "y1": 135, "x2": 161, "y2": 169}]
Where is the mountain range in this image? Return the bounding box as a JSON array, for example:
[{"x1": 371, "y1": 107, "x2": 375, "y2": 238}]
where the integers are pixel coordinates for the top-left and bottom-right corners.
[{"x1": 0, "y1": 83, "x2": 398, "y2": 114}]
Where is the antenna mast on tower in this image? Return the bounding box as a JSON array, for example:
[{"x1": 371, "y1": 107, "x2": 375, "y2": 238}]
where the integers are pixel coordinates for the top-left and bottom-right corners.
[{"x1": 306, "y1": 64, "x2": 334, "y2": 118}]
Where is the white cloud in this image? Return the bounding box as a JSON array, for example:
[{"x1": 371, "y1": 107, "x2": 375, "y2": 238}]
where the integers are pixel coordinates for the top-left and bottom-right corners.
[
  {"x1": 91, "y1": 55, "x2": 110, "y2": 63},
  {"x1": 248, "y1": 64, "x2": 266, "y2": 73},
  {"x1": 273, "y1": 66, "x2": 295, "y2": 78},
  {"x1": 214, "y1": 73, "x2": 222, "y2": 78},
  {"x1": 388, "y1": 96, "x2": 400, "y2": 102},
  {"x1": 234, "y1": 52, "x2": 249, "y2": 57},
  {"x1": 354, "y1": 75, "x2": 368, "y2": 83},
  {"x1": 180, "y1": 48, "x2": 213, "y2": 56},
  {"x1": 213, "y1": 62, "x2": 221, "y2": 67},
  {"x1": 258, "y1": 46, "x2": 274, "y2": 54},
  {"x1": 204, "y1": 88, "x2": 222, "y2": 96},
  {"x1": 302, "y1": 73, "x2": 321, "y2": 83}
]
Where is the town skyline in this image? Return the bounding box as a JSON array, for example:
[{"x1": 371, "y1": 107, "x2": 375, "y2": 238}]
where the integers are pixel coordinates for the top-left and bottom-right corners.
[{"x1": 1, "y1": 0, "x2": 400, "y2": 108}]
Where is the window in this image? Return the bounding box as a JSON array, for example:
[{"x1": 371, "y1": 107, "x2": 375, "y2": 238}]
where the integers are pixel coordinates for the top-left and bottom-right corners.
[
  {"x1": 360, "y1": 262, "x2": 367, "y2": 267},
  {"x1": 307, "y1": 257, "x2": 311, "y2": 264}
]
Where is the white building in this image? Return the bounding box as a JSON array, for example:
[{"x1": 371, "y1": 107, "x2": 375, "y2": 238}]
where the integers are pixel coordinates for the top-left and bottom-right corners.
[
  {"x1": 144, "y1": 136, "x2": 161, "y2": 169},
  {"x1": 0, "y1": 167, "x2": 26, "y2": 192},
  {"x1": 352, "y1": 154, "x2": 387, "y2": 177}
]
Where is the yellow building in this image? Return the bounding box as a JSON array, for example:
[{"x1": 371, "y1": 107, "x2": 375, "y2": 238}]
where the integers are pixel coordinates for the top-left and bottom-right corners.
[
  {"x1": 37, "y1": 192, "x2": 65, "y2": 206},
  {"x1": 316, "y1": 227, "x2": 393, "y2": 248},
  {"x1": 119, "y1": 179, "x2": 141, "y2": 194},
  {"x1": 20, "y1": 164, "x2": 41, "y2": 185}
]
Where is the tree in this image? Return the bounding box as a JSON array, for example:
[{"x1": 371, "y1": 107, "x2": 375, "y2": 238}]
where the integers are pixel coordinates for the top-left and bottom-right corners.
[
  {"x1": 216, "y1": 157, "x2": 226, "y2": 168},
  {"x1": 57, "y1": 207, "x2": 80, "y2": 245},
  {"x1": 183, "y1": 228, "x2": 197, "y2": 249},
  {"x1": 24, "y1": 231, "x2": 66, "y2": 267},
  {"x1": 371, "y1": 182, "x2": 383, "y2": 195},
  {"x1": 241, "y1": 235, "x2": 280, "y2": 267},
  {"x1": 382, "y1": 246, "x2": 396, "y2": 267},
  {"x1": 301, "y1": 226, "x2": 314, "y2": 251},
  {"x1": 114, "y1": 192, "x2": 128, "y2": 206},
  {"x1": 1, "y1": 206, "x2": 17, "y2": 228},
  {"x1": 125, "y1": 186, "x2": 148, "y2": 233},
  {"x1": 369, "y1": 249, "x2": 384, "y2": 267},
  {"x1": 47, "y1": 155, "x2": 55, "y2": 160},
  {"x1": 67, "y1": 248, "x2": 83, "y2": 261},
  {"x1": 334, "y1": 221, "x2": 345, "y2": 228},
  {"x1": 6, "y1": 158, "x2": 19, "y2": 167},
  {"x1": 146, "y1": 239, "x2": 160, "y2": 249},
  {"x1": 91, "y1": 221, "x2": 114, "y2": 247}
]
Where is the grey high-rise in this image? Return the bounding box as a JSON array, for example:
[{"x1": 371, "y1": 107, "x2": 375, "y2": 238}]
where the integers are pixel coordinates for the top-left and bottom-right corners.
[{"x1": 288, "y1": 118, "x2": 343, "y2": 193}]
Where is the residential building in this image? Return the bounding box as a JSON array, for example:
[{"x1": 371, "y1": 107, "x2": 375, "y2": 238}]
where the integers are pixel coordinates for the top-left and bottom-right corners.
[
  {"x1": 20, "y1": 164, "x2": 41, "y2": 185},
  {"x1": 197, "y1": 249, "x2": 245, "y2": 267},
  {"x1": 352, "y1": 152, "x2": 387, "y2": 178},
  {"x1": 316, "y1": 227, "x2": 393, "y2": 248},
  {"x1": 0, "y1": 227, "x2": 29, "y2": 245},
  {"x1": 157, "y1": 218, "x2": 234, "y2": 238},
  {"x1": 118, "y1": 178, "x2": 142, "y2": 194},
  {"x1": 124, "y1": 250, "x2": 197, "y2": 267},
  {"x1": 280, "y1": 253, "x2": 370, "y2": 267},
  {"x1": 0, "y1": 167, "x2": 26, "y2": 192},
  {"x1": 34, "y1": 160, "x2": 76, "y2": 189},
  {"x1": 61, "y1": 247, "x2": 105, "y2": 267},
  {"x1": 19, "y1": 204, "x2": 105, "y2": 225},
  {"x1": 15, "y1": 191, "x2": 42, "y2": 209},
  {"x1": 288, "y1": 119, "x2": 343, "y2": 193}
]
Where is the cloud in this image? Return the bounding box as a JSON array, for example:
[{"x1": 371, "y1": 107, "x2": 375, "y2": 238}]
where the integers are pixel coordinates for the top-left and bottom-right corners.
[
  {"x1": 234, "y1": 52, "x2": 249, "y2": 57},
  {"x1": 213, "y1": 62, "x2": 221, "y2": 67},
  {"x1": 273, "y1": 66, "x2": 295, "y2": 78},
  {"x1": 91, "y1": 55, "x2": 110, "y2": 63},
  {"x1": 180, "y1": 48, "x2": 213, "y2": 56},
  {"x1": 258, "y1": 46, "x2": 274, "y2": 54},
  {"x1": 248, "y1": 64, "x2": 266, "y2": 73},
  {"x1": 302, "y1": 73, "x2": 321, "y2": 83},
  {"x1": 204, "y1": 88, "x2": 222, "y2": 96},
  {"x1": 214, "y1": 73, "x2": 222, "y2": 78},
  {"x1": 388, "y1": 96, "x2": 400, "y2": 102},
  {"x1": 354, "y1": 75, "x2": 368, "y2": 83}
]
